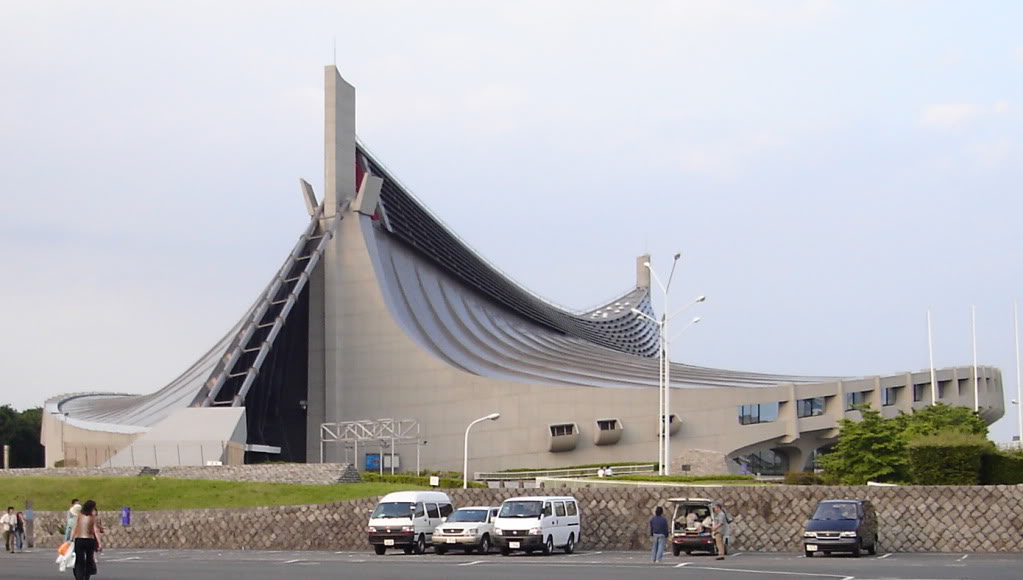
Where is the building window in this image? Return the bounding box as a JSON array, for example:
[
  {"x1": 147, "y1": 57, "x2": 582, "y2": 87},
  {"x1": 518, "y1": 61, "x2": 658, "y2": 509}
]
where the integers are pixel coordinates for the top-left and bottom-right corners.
[
  {"x1": 733, "y1": 449, "x2": 788, "y2": 476},
  {"x1": 882, "y1": 387, "x2": 896, "y2": 407},
  {"x1": 845, "y1": 391, "x2": 867, "y2": 410},
  {"x1": 938, "y1": 380, "x2": 950, "y2": 400},
  {"x1": 797, "y1": 397, "x2": 826, "y2": 418},
  {"x1": 738, "y1": 402, "x2": 780, "y2": 425},
  {"x1": 550, "y1": 424, "x2": 574, "y2": 437},
  {"x1": 597, "y1": 419, "x2": 618, "y2": 431},
  {"x1": 913, "y1": 384, "x2": 925, "y2": 402}
]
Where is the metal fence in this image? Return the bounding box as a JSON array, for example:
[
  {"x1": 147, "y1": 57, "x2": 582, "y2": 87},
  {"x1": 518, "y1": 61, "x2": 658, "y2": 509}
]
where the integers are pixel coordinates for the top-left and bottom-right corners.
[{"x1": 475, "y1": 463, "x2": 657, "y2": 482}]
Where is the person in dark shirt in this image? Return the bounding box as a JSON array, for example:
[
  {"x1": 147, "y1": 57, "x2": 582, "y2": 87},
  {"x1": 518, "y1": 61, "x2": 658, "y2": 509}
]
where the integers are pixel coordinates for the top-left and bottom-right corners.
[{"x1": 649, "y1": 506, "x2": 669, "y2": 563}]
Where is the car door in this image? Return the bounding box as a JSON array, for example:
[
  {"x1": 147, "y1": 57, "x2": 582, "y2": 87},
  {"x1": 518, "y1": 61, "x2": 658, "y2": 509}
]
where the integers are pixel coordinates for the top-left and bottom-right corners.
[
  {"x1": 553, "y1": 501, "x2": 568, "y2": 546},
  {"x1": 426, "y1": 503, "x2": 441, "y2": 539},
  {"x1": 542, "y1": 502, "x2": 554, "y2": 543}
]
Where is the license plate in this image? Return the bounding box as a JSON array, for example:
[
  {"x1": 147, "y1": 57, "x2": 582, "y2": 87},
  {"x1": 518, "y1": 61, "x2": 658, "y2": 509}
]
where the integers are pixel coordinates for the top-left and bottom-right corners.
[
  {"x1": 509, "y1": 541, "x2": 520, "y2": 549},
  {"x1": 384, "y1": 539, "x2": 394, "y2": 546},
  {"x1": 446, "y1": 538, "x2": 456, "y2": 544},
  {"x1": 806, "y1": 544, "x2": 817, "y2": 551}
]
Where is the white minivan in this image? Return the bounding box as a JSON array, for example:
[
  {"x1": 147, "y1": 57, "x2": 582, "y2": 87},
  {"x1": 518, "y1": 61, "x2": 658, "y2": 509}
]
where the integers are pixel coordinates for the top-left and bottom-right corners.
[
  {"x1": 493, "y1": 496, "x2": 581, "y2": 555},
  {"x1": 367, "y1": 491, "x2": 453, "y2": 555}
]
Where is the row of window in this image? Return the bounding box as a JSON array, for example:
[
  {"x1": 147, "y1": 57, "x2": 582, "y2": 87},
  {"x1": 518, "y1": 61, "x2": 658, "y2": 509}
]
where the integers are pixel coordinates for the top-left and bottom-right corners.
[
  {"x1": 733, "y1": 449, "x2": 788, "y2": 476},
  {"x1": 796, "y1": 397, "x2": 826, "y2": 418},
  {"x1": 737, "y1": 402, "x2": 780, "y2": 425}
]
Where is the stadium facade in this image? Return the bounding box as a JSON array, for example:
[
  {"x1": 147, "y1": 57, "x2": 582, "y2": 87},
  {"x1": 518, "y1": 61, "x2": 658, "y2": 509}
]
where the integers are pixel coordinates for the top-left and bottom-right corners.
[{"x1": 41, "y1": 67, "x2": 1005, "y2": 474}]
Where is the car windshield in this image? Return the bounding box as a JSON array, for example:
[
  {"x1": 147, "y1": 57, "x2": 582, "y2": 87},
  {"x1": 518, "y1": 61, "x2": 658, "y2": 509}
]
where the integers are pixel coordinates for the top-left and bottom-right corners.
[
  {"x1": 372, "y1": 502, "x2": 414, "y2": 519},
  {"x1": 811, "y1": 502, "x2": 858, "y2": 520},
  {"x1": 499, "y1": 501, "x2": 542, "y2": 518},
  {"x1": 448, "y1": 509, "x2": 488, "y2": 523}
]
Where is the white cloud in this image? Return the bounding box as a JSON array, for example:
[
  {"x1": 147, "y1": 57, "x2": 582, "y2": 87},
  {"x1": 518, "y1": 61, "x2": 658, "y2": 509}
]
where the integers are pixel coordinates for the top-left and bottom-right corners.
[
  {"x1": 919, "y1": 104, "x2": 979, "y2": 128},
  {"x1": 994, "y1": 100, "x2": 1010, "y2": 114}
]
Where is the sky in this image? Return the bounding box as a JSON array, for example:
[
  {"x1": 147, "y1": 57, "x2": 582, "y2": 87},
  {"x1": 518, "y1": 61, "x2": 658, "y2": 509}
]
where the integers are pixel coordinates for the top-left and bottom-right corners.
[{"x1": 1, "y1": 1, "x2": 1021, "y2": 442}]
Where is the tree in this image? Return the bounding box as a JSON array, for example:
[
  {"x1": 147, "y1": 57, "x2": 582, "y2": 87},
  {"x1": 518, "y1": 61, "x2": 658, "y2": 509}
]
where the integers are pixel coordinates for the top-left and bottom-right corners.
[
  {"x1": 0, "y1": 404, "x2": 45, "y2": 468},
  {"x1": 896, "y1": 403, "x2": 988, "y2": 440},
  {"x1": 818, "y1": 406, "x2": 908, "y2": 485}
]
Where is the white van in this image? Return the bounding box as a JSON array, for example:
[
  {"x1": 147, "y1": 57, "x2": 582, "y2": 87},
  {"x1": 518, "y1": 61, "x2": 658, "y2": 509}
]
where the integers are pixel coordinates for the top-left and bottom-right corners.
[
  {"x1": 493, "y1": 496, "x2": 581, "y2": 555},
  {"x1": 367, "y1": 491, "x2": 453, "y2": 554}
]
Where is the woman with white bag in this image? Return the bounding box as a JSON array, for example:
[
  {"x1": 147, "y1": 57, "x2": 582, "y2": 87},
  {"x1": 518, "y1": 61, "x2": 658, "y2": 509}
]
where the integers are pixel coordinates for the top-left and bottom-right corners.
[
  {"x1": 71, "y1": 500, "x2": 102, "y2": 580},
  {"x1": 57, "y1": 503, "x2": 82, "y2": 572}
]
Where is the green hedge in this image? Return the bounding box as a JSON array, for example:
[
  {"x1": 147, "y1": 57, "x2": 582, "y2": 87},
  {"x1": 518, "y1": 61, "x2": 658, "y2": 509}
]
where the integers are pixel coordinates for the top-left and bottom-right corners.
[
  {"x1": 981, "y1": 452, "x2": 1023, "y2": 485},
  {"x1": 906, "y1": 430, "x2": 991, "y2": 485},
  {"x1": 361, "y1": 472, "x2": 485, "y2": 489},
  {"x1": 783, "y1": 472, "x2": 824, "y2": 485}
]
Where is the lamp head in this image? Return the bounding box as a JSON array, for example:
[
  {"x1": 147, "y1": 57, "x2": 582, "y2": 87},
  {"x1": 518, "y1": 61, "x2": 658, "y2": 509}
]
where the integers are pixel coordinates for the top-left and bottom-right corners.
[
  {"x1": 696, "y1": 295, "x2": 707, "y2": 302},
  {"x1": 486, "y1": 413, "x2": 501, "y2": 421},
  {"x1": 673, "y1": 252, "x2": 682, "y2": 261},
  {"x1": 692, "y1": 317, "x2": 702, "y2": 324},
  {"x1": 642, "y1": 261, "x2": 651, "y2": 268}
]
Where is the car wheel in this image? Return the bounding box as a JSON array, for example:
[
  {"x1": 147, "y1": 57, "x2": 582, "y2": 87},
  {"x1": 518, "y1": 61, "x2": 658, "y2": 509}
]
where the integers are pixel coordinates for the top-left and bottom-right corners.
[
  {"x1": 414, "y1": 534, "x2": 426, "y2": 554},
  {"x1": 684, "y1": 549, "x2": 692, "y2": 555},
  {"x1": 435, "y1": 546, "x2": 447, "y2": 555},
  {"x1": 867, "y1": 536, "x2": 877, "y2": 555},
  {"x1": 542, "y1": 536, "x2": 554, "y2": 556},
  {"x1": 671, "y1": 543, "x2": 681, "y2": 557},
  {"x1": 479, "y1": 535, "x2": 491, "y2": 554},
  {"x1": 564, "y1": 534, "x2": 575, "y2": 554},
  {"x1": 373, "y1": 545, "x2": 386, "y2": 555},
  {"x1": 852, "y1": 539, "x2": 862, "y2": 558},
  {"x1": 723, "y1": 539, "x2": 729, "y2": 556},
  {"x1": 805, "y1": 550, "x2": 813, "y2": 558},
  {"x1": 500, "y1": 546, "x2": 511, "y2": 556}
]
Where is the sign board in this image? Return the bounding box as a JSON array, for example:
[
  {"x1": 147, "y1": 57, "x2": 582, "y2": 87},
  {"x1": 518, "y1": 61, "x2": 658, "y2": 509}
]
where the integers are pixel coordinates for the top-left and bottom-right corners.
[
  {"x1": 365, "y1": 453, "x2": 380, "y2": 471},
  {"x1": 121, "y1": 507, "x2": 131, "y2": 527},
  {"x1": 429, "y1": 476, "x2": 440, "y2": 487}
]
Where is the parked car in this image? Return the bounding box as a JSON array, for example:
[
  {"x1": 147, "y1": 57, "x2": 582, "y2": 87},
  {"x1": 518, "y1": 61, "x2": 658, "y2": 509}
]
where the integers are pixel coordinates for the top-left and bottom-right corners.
[
  {"x1": 667, "y1": 497, "x2": 732, "y2": 556},
  {"x1": 432, "y1": 506, "x2": 499, "y2": 554},
  {"x1": 367, "y1": 491, "x2": 453, "y2": 555},
  {"x1": 493, "y1": 496, "x2": 581, "y2": 555},
  {"x1": 803, "y1": 499, "x2": 878, "y2": 557}
]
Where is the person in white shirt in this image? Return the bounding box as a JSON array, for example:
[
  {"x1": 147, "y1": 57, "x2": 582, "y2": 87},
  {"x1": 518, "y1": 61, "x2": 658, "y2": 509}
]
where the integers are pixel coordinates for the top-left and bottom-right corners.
[
  {"x1": 1, "y1": 506, "x2": 15, "y2": 553},
  {"x1": 597, "y1": 467, "x2": 605, "y2": 478},
  {"x1": 604, "y1": 466, "x2": 614, "y2": 477}
]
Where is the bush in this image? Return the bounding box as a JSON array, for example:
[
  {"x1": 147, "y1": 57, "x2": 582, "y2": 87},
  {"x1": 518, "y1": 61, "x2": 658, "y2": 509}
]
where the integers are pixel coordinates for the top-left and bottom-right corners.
[
  {"x1": 906, "y1": 430, "x2": 993, "y2": 485},
  {"x1": 981, "y1": 452, "x2": 1023, "y2": 485},
  {"x1": 360, "y1": 473, "x2": 485, "y2": 489},
  {"x1": 783, "y1": 472, "x2": 824, "y2": 485}
]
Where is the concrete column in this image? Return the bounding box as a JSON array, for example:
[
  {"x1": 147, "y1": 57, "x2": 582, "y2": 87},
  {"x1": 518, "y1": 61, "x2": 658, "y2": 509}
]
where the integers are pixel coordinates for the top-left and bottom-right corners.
[
  {"x1": 321, "y1": 66, "x2": 357, "y2": 462},
  {"x1": 324, "y1": 66, "x2": 356, "y2": 216},
  {"x1": 636, "y1": 254, "x2": 651, "y2": 289}
]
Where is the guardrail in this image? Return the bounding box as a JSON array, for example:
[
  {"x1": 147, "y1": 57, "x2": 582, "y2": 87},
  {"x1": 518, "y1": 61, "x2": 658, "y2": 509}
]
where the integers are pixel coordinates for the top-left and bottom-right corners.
[
  {"x1": 997, "y1": 441, "x2": 1022, "y2": 451},
  {"x1": 476, "y1": 464, "x2": 657, "y2": 481}
]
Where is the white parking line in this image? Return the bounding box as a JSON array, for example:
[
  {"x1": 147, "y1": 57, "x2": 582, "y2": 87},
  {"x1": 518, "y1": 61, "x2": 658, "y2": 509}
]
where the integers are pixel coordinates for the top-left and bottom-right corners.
[
  {"x1": 281, "y1": 559, "x2": 302, "y2": 564},
  {"x1": 957, "y1": 554, "x2": 969, "y2": 561},
  {"x1": 106, "y1": 557, "x2": 141, "y2": 562},
  {"x1": 458, "y1": 560, "x2": 485, "y2": 566},
  {"x1": 674, "y1": 562, "x2": 692, "y2": 567},
  {"x1": 878, "y1": 553, "x2": 892, "y2": 559},
  {"x1": 690, "y1": 566, "x2": 852, "y2": 578}
]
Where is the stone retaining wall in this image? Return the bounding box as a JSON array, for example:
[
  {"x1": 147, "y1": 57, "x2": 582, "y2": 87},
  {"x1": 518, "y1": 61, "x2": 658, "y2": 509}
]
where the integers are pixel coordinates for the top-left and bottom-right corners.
[
  {"x1": 0, "y1": 464, "x2": 360, "y2": 485},
  {"x1": 29, "y1": 485, "x2": 1023, "y2": 553}
]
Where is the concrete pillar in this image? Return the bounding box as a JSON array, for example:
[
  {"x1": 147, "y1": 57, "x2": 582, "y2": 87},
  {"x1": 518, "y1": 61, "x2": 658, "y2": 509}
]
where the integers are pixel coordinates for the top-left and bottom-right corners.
[
  {"x1": 636, "y1": 254, "x2": 651, "y2": 289},
  {"x1": 323, "y1": 66, "x2": 356, "y2": 216}
]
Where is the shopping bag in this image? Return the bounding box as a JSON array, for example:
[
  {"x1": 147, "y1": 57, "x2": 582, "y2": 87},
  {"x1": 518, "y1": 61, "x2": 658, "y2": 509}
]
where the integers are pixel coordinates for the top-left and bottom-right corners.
[
  {"x1": 57, "y1": 549, "x2": 76, "y2": 572},
  {"x1": 57, "y1": 541, "x2": 71, "y2": 556}
]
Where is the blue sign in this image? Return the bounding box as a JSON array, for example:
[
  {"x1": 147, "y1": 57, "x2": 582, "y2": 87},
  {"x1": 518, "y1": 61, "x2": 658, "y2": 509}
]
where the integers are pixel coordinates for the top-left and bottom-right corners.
[
  {"x1": 121, "y1": 507, "x2": 131, "y2": 526},
  {"x1": 365, "y1": 453, "x2": 380, "y2": 471}
]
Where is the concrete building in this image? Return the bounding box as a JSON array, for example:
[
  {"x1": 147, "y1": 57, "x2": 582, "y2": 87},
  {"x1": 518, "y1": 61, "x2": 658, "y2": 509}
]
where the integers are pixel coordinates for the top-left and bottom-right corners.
[{"x1": 41, "y1": 67, "x2": 1004, "y2": 474}]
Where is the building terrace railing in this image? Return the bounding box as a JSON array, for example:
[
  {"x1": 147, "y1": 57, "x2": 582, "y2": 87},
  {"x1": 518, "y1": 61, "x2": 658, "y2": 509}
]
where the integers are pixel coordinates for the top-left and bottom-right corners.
[{"x1": 475, "y1": 463, "x2": 658, "y2": 482}]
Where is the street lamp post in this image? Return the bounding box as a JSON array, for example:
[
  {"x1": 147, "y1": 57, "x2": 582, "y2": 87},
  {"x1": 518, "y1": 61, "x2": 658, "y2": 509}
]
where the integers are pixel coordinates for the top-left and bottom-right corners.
[
  {"x1": 463, "y1": 413, "x2": 500, "y2": 488},
  {"x1": 632, "y1": 254, "x2": 704, "y2": 476}
]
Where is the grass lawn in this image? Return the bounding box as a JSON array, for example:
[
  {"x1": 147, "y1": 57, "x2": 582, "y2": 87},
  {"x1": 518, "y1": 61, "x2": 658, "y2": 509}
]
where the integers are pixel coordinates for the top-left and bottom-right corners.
[{"x1": 0, "y1": 477, "x2": 426, "y2": 511}]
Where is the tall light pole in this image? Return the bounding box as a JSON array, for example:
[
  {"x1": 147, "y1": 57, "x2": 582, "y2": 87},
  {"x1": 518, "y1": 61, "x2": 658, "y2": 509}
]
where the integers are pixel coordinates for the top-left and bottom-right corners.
[
  {"x1": 463, "y1": 412, "x2": 500, "y2": 489},
  {"x1": 1014, "y1": 301, "x2": 1021, "y2": 446},
  {"x1": 927, "y1": 310, "x2": 937, "y2": 404},
  {"x1": 972, "y1": 305, "x2": 979, "y2": 412},
  {"x1": 632, "y1": 253, "x2": 704, "y2": 476}
]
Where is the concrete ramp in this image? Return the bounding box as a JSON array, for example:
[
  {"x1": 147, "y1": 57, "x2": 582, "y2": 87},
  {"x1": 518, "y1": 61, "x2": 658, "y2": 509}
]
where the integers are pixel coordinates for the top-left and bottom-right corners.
[{"x1": 106, "y1": 407, "x2": 247, "y2": 467}]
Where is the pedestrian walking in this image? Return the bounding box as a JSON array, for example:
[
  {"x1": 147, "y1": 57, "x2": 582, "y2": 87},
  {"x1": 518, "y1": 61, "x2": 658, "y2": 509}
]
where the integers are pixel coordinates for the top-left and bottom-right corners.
[
  {"x1": 649, "y1": 506, "x2": 669, "y2": 563},
  {"x1": 72, "y1": 500, "x2": 102, "y2": 580},
  {"x1": 14, "y1": 512, "x2": 26, "y2": 553},
  {"x1": 1, "y1": 507, "x2": 15, "y2": 553},
  {"x1": 65, "y1": 502, "x2": 81, "y2": 544},
  {"x1": 711, "y1": 504, "x2": 729, "y2": 560}
]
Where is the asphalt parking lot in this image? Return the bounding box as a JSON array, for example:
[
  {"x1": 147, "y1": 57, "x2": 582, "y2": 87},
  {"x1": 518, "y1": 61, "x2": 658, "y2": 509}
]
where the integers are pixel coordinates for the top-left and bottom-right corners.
[{"x1": 3, "y1": 548, "x2": 1021, "y2": 579}]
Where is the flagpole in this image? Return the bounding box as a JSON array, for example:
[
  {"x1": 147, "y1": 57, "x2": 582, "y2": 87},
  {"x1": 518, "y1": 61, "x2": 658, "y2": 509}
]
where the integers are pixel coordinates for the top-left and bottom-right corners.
[
  {"x1": 972, "y1": 305, "x2": 979, "y2": 412},
  {"x1": 927, "y1": 310, "x2": 937, "y2": 404}
]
